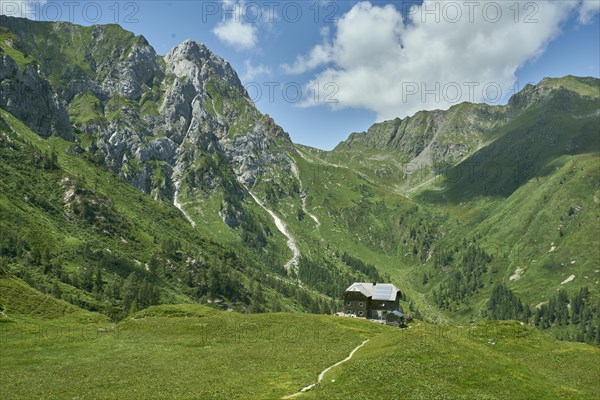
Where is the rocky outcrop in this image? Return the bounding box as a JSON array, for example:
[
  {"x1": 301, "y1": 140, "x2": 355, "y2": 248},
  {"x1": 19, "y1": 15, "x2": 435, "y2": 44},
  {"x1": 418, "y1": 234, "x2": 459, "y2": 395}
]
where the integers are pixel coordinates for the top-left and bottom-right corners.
[
  {"x1": 165, "y1": 39, "x2": 246, "y2": 96},
  {"x1": 0, "y1": 55, "x2": 73, "y2": 140}
]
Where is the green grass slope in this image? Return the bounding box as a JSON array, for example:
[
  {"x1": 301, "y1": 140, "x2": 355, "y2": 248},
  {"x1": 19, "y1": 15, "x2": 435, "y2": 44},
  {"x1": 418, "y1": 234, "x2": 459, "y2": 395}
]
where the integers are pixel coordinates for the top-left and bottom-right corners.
[
  {"x1": 1, "y1": 303, "x2": 384, "y2": 399},
  {"x1": 304, "y1": 321, "x2": 600, "y2": 400},
  {"x1": 1, "y1": 300, "x2": 598, "y2": 399}
]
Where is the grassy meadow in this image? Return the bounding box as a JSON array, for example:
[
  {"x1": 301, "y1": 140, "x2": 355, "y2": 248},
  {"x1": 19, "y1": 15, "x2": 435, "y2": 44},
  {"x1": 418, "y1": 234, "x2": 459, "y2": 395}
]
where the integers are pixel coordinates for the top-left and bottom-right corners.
[{"x1": 2, "y1": 272, "x2": 599, "y2": 399}]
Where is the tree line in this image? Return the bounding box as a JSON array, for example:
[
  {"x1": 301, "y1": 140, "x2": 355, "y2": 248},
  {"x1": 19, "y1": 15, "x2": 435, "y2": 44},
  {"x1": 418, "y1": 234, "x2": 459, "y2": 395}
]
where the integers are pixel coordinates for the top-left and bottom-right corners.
[{"x1": 485, "y1": 284, "x2": 599, "y2": 345}]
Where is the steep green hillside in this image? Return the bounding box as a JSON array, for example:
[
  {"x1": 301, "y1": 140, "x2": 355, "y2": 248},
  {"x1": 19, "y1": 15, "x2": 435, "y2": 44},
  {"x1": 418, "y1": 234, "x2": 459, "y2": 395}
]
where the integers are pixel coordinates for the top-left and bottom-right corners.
[
  {"x1": 412, "y1": 77, "x2": 600, "y2": 324},
  {"x1": 300, "y1": 76, "x2": 600, "y2": 340},
  {"x1": 328, "y1": 102, "x2": 508, "y2": 192},
  {"x1": 0, "y1": 107, "x2": 338, "y2": 317}
]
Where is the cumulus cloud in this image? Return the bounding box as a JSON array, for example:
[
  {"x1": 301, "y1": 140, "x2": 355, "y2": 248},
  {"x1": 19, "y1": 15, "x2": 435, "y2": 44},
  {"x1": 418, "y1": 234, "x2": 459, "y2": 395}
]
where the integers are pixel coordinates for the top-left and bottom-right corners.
[
  {"x1": 241, "y1": 59, "x2": 272, "y2": 81},
  {"x1": 212, "y1": 1, "x2": 258, "y2": 50},
  {"x1": 286, "y1": 1, "x2": 591, "y2": 121},
  {"x1": 213, "y1": 19, "x2": 258, "y2": 50}
]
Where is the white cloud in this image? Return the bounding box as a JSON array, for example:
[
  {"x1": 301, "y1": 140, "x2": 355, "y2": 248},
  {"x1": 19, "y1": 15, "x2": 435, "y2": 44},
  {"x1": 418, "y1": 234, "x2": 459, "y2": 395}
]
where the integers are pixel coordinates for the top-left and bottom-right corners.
[
  {"x1": 213, "y1": 19, "x2": 258, "y2": 50},
  {"x1": 212, "y1": 1, "x2": 258, "y2": 50},
  {"x1": 241, "y1": 59, "x2": 272, "y2": 81},
  {"x1": 289, "y1": 1, "x2": 589, "y2": 121},
  {"x1": 578, "y1": 0, "x2": 600, "y2": 24},
  {"x1": 211, "y1": 0, "x2": 278, "y2": 50}
]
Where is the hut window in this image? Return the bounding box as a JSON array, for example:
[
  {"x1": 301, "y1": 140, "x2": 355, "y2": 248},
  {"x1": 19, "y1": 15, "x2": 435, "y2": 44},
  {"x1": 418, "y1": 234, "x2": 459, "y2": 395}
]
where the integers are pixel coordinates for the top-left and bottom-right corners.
[{"x1": 359, "y1": 302, "x2": 363, "y2": 307}]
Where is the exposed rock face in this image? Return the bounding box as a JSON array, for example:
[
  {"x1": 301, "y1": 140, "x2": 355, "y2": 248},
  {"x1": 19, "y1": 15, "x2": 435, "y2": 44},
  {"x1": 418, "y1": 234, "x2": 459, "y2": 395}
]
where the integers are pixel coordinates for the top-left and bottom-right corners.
[
  {"x1": 136, "y1": 137, "x2": 178, "y2": 162},
  {"x1": 102, "y1": 39, "x2": 161, "y2": 100},
  {"x1": 219, "y1": 199, "x2": 243, "y2": 228},
  {"x1": 159, "y1": 39, "x2": 294, "y2": 188}
]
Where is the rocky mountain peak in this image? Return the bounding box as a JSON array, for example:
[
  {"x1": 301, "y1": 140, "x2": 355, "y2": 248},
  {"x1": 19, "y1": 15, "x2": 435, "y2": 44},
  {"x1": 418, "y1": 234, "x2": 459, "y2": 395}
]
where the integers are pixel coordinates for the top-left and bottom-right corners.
[
  {"x1": 167, "y1": 39, "x2": 211, "y2": 61},
  {"x1": 165, "y1": 39, "x2": 246, "y2": 96}
]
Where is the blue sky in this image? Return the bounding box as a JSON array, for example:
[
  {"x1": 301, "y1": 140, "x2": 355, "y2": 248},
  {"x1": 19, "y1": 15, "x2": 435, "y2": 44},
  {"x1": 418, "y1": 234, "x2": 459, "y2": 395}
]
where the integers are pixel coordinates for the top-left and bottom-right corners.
[{"x1": 7, "y1": 0, "x2": 600, "y2": 150}]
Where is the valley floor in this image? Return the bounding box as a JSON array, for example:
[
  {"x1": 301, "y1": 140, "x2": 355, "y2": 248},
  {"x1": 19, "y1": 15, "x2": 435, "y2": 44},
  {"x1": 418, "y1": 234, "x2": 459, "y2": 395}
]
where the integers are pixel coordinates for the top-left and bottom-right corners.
[{"x1": 1, "y1": 304, "x2": 599, "y2": 400}]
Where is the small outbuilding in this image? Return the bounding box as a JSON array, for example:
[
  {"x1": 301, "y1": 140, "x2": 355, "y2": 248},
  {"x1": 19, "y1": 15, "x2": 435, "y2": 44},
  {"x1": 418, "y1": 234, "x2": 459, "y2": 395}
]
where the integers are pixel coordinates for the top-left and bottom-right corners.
[{"x1": 385, "y1": 309, "x2": 408, "y2": 327}]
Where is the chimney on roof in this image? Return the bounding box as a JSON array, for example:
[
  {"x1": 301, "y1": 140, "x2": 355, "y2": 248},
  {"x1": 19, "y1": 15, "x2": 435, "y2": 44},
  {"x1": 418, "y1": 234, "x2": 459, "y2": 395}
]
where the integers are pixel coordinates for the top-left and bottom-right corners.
[{"x1": 372, "y1": 282, "x2": 377, "y2": 286}]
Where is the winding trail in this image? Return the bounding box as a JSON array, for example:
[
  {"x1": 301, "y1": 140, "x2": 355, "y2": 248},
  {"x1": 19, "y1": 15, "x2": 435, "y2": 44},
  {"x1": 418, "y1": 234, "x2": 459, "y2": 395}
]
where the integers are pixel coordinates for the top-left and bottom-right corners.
[{"x1": 282, "y1": 339, "x2": 370, "y2": 399}]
